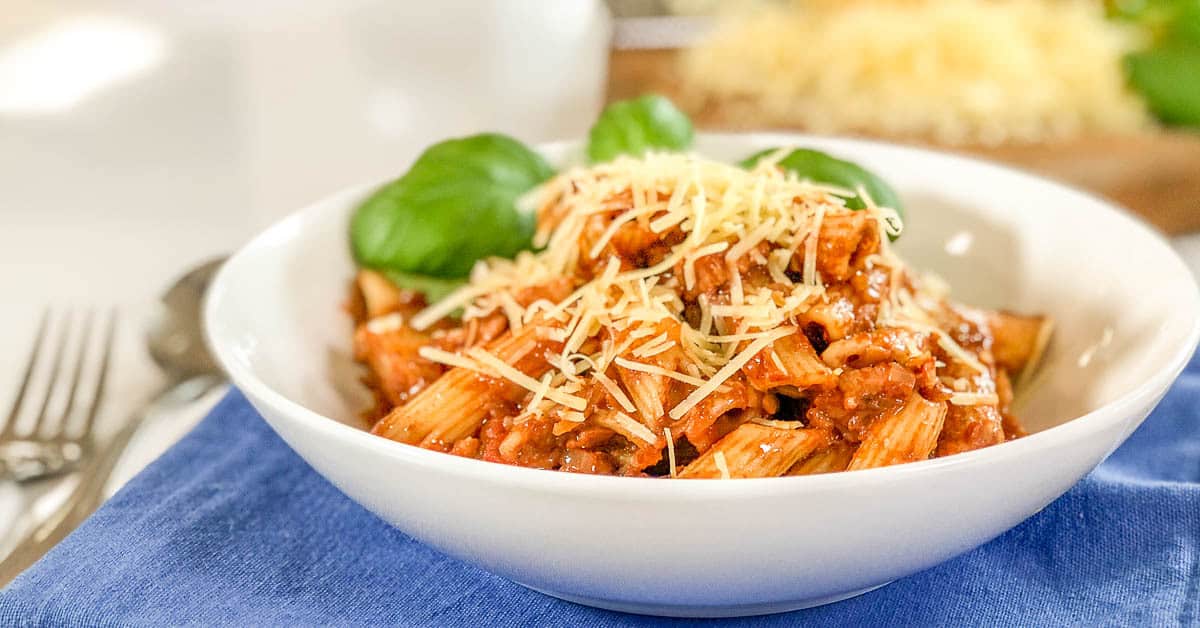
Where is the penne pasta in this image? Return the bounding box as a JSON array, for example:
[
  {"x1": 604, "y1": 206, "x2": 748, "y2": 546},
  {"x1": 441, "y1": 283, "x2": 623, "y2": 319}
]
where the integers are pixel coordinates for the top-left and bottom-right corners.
[
  {"x1": 616, "y1": 367, "x2": 668, "y2": 424},
  {"x1": 936, "y1": 403, "x2": 1005, "y2": 457},
  {"x1": 848, "y1": 394, "x2": 947, "y2": 470},
  {"x1": 814, "y1": 212, "x2": 877, "y2": 282},
  {"x1": 372, "y1": 324, "x2": 560, "y2": 448},
  {"x1": 353, "y1": 322, "x2": 439, "y2": 409},
  {"x1": 592, "y1": 409, "x2": 659, "y2": 446},
  {"x1": 787, "y1": 439, "x2": 857, "y2": 475},
  {"x1": 987, "y1": 311, "x2": 1053, "y2": 375},
  {"x1": 680, "y1": 424, "x2": 829, "y2": 479},
  {"x1": 356, "y1": 269, "x2": 405, "y2": 320},
  {"x1": 742, "y1": 332, "x2": 834, "y2": 390}
]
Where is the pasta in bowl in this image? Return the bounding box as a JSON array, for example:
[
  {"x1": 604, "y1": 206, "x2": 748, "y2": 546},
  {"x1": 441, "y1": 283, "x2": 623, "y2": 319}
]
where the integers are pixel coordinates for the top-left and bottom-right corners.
[
  {"x1": 350, "y1": 153, "x2": 1051, "y2": 478},
  {"x1": 205, "y1": 133, "x2": 1199, "y2": 617}
]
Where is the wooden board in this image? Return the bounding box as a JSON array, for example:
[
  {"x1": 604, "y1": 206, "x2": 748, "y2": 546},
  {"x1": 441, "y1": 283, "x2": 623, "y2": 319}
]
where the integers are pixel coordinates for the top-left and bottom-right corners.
[{"x1": 608, "y1": 49, "x2": 1200, "y2": 235}]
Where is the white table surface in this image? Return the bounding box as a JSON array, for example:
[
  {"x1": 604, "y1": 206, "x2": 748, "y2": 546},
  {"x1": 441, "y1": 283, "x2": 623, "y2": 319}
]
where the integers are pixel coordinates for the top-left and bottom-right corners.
[
  {"x1": 0, "y1": 0, "x2": 611, "y2": 532},
  {"x1": 0, "y1": 0, "x2": 1197, "y2": 532}
]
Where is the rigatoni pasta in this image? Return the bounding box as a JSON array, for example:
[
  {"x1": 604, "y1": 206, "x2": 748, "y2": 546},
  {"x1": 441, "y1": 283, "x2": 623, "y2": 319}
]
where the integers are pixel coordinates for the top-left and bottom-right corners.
[
  {"x1": 788, "y1": 440, "x2": 856, "y2": 476},
  {"x1": 679, "y1": 423, "x2": 828, "y2": 479},
  {"x1": 348, "y1": 152, "x2": 1051, "y2": 478},
  {"x1": 847, "y1": 394, "x2": 947, "y2": 471}
]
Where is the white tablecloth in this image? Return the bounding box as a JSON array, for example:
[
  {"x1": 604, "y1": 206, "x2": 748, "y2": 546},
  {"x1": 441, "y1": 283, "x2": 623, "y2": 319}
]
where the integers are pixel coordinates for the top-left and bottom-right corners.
[{"x1": 0, "y1": 0, "x2": 610, "y2": 524}]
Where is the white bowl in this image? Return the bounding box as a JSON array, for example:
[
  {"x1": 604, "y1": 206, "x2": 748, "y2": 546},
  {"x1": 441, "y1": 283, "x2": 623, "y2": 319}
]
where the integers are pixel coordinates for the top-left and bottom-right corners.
[{"x1": 205, "y1": 134, "x2": 1200, "y2": 617}]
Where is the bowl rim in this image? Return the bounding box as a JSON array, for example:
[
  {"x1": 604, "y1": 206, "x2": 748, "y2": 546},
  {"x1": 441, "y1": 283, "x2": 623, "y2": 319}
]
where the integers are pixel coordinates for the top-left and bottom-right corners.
[{"x1": 205, "y1": 132, "x2": 1200, "y2": 498}]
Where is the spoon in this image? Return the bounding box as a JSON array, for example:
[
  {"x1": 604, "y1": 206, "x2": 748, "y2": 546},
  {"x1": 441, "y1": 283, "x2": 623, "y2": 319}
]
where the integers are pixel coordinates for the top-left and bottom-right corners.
[
  {"x1": 100, "y1": 256, "x2": 230, "y2": 491},
  {"x1": 129, "y1": 256, "x2": 229, "y2": 426},
  {"x1": 0, "y1": 257, "x2": 228, "y2": 585},
  {"x1": 147, "y1": 257, "x2": 225, "y2": 386}
]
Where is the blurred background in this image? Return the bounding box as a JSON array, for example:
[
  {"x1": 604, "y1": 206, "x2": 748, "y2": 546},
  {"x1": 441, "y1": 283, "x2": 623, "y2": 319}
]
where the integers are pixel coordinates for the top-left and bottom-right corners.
[
  {"x1": 0, "y1": 0, "x2": 1197, "y2": 529},
  {"x1": 611, "y1": 0, "x2": 1200, "y2": 236}
]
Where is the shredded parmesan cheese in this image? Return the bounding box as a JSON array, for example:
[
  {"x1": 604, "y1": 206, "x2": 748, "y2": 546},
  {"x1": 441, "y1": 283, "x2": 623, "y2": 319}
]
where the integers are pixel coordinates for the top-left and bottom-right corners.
[
  {"x1": 936, "y1": 335, "x2": 990, "y2": 375},
  {"x1": 615, "y1": 357, "x2": 707, "y2": 387},
  {"x1": 803, "y1": 205, "x2": 825, "y2": 287},
  {"x1": 670, "y1": 327, "x2": 794, "y2": 420},
  {"x1": 664, "y1": 427, "x2": 677, "y2": 478},
  {"x1": 768, "y1": 349, "x2": 787, "y2": 374},
  {"x1": 713, "y1": 451, "x2": 731, "y2": 480},
  {"x1": 680, "y1": 0, "x2": 1150, "y2": 145},
  {"x1": 417, "y1": 346, "x2": 485, "y2": 373},
  {"x1": 949, "y1": 392, "x2": 1000, "y2": 406},
  {"x1": 611, "y1": 412, "x2": 658, "y2": 445},
  {"x1": 635, "y1": 338, "x2": 676, "y2": 359},
  {"x1": 365, "y1": 312, "x2": 405, "y2": 334},
  {"x1": 467, "y1": 348, "x2": 587, "y2": 411},
  {"x1": 577, "y1": 356, "x2": 637, "y2": 413},
  {"x1": 1016, "y1": 318, "x2": 1055, "y2": 392},
  {"x1": 525, "y1": 373, "x2": 554, "y2": 416},
  {"x1": 750, "y1": 417, "x2": 804, "y2": 430}
]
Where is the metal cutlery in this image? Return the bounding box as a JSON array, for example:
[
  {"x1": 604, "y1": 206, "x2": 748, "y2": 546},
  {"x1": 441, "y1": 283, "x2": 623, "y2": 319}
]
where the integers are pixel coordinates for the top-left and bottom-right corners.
[
  {"x1": 0, "y1": 309, "x2": 117, "y2": 484},
  {"x1": 0, "y1": 258, "x2": 228, "y2": 586}
]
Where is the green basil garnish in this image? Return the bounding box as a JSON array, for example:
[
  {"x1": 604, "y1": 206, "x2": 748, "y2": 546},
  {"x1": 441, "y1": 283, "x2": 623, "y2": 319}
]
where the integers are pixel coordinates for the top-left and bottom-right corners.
[
  {"x1": 1127, "y1": 46, "x2": 1200, "y2": 126},
  {"x1": 381, "y1": 270, "x2": 464, "y2": 304},
  {"x1": 350, "y1": 133, "x2": 554, "y2": 281},
  {"x1": 1109, "y1": 0, "x2": 1200, "y2": 127},
  {"x1": 587, "y1": 94, "x2": 694, "y2": 163},
  {"x1": 741, "y1": 146, "x2": 904, "y2": 215}
]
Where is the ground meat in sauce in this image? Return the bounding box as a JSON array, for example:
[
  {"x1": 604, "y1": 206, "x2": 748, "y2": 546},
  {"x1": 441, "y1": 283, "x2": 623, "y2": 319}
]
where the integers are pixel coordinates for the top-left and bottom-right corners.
[{"x1": 838, "y1": 362, "x2": 916, "y2": 413}]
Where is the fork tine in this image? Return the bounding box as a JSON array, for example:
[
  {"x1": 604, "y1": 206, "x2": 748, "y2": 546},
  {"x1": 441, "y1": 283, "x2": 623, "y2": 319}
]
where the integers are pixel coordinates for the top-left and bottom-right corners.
[
  {"x1": 78, "y1": 310, "x2": 117, "y2": 438},
  {"x1": 31, "y1": 310, "x2": 74, "y2": 439},
  {"x1": 2, "y1": 308, "x2": 52, "y2": 438},
  {"x1": 56, "y1": 309, "x2": 96, "y2": 439}
]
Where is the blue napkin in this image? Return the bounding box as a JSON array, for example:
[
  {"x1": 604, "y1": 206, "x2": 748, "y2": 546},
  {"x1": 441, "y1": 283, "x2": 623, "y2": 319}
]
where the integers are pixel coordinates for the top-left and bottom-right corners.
[{"x1": 2, "y1": 353, "x2": 1198, "y2": 627}]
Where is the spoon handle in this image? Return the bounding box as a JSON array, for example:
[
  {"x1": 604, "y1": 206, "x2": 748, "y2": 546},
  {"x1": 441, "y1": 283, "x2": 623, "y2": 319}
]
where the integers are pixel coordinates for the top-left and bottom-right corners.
[{"x1": 0, "y1": 376, "x2": 224, "y2": 586}]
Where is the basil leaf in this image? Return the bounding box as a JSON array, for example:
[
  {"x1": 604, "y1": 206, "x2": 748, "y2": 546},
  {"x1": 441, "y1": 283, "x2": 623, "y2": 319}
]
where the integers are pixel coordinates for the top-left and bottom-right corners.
[
  {"x1": 350, "y1": 133, "x2": 555, "y2": 279},
  {"x1": 1127, "y1": 46, "x2": 1200, "y2": 126},
  {"x1": 1110, "y1": 0, "x2": 1200, "y2": 127},
  {"x1": 1164, "y1": 2, "x2": 1200, "y2": 47},
  {"x1": 382, "y1": 270, "x2": 464, "y2": 303},
  {"x1": 1106, "y1": 0, "x2": 1182, "y2": 23},
  {"x1": 1108, "y1": 0, "x2": 1200, "y2": 46},
  {"x1": 587, "y1": 94, "x2": 694, "y2": 163},
  {"x1": 740, "y1": 147, "x2": 905, "y2": 216}
]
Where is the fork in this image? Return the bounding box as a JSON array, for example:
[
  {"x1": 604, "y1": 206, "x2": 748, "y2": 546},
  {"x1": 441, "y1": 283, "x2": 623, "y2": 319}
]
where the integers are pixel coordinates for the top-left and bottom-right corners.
[{"x1": 0, "y1": 309, "x2": 116, "y2": 483}]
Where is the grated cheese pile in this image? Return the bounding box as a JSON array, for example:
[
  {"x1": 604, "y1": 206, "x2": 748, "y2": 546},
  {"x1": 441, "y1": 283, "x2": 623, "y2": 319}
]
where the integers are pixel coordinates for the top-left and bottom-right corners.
[
  {"x1": 679, "y1": 0, "x2": 1151, "y2": 146},
  {"x1": 410, "y1": 151, "x2": 991, "y2": 429}
]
